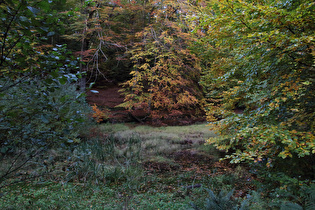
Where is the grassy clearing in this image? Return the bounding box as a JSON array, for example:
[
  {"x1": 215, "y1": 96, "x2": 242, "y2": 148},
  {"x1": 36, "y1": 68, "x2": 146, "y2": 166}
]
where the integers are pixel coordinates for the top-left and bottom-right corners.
[
  {"x1": 0, "y1": 123, "x2": 222, "y2": 209},
  {"x1": 99, "y1": 122, "x2": 215, "y2": 137},
  {"x1": 106, "y1": 122, "x2": 218, "y2": 160},
  {"x1": 1, "y1": 123, "x2": 313, "y2": 209}
]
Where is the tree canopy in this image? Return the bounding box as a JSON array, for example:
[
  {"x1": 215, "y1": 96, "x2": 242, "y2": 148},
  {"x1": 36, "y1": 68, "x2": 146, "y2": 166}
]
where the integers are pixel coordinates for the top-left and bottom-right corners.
[
  {"x1": 191, "y1": 0, "x2": 314, "y2": 173},
  {"x1": 119, "y1": 0, "x2": 204, "y2": 122}
]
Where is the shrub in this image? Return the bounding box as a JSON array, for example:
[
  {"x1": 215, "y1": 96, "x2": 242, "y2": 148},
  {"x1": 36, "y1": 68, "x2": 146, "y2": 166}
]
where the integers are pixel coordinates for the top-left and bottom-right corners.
[
  {"x1": 91, "y1": 104, "x2": 110, "y2": 123},
  {"x1": 190, "y1": 188, "x2": 240, "y2": 210},
  {"x1": 0, "y1": 80, "x2": 90, "y2": 148},
  {"x1": 0, "y1": 78, "x2": 91, "y2": 186}
]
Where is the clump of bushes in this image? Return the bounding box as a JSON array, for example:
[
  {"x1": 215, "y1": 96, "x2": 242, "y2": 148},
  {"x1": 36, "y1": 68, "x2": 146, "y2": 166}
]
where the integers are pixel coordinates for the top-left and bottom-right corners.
[{"x1": 0, "y1": 78, "x2": 92, "y2": 186}]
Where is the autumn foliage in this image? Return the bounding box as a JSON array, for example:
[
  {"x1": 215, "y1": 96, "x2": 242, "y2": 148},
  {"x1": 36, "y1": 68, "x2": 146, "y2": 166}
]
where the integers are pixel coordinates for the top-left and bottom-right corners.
[
  {"x1": 192, "y1": 0, "x2": 314, "y2": 173},
  {"x1": 91, "y1": 104, "x2": 110, "y2": 123},
  {"x1": 119, "y1": 0, "x2": 204, "y2": 122},
  {"x1": 1, "y1": 0, "x2": 315, "y2": 203}
]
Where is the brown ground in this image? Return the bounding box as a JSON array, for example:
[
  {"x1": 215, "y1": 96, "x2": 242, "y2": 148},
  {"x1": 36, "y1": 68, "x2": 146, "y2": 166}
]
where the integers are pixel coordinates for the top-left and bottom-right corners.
[
  {"x1": 86, "y1": 86, "x2": 206, "y2": 125},
  {"x1": 86, "y1": 86, "x2": 124, "y2": 108},
  {"x1": 86, "y1": 86, "x2": 148, "y2": 123}
]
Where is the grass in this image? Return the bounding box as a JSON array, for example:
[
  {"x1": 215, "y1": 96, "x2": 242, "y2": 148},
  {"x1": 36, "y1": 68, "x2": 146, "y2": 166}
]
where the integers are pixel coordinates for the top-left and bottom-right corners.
[
  {"x1": 1, "y1": 172, "x2": 237, "y2": 209},
  {"x1": 106, "y1": 122, "x2": 218, "y2": 159},
  {"x1": 1, "y1": 122, "x2": 221, "y2": 209},
  {"x1": 0, "y1": 182, "x2": 201, "y2": 209},
  {"x1": 1, "y1": 122, "x2": 312, "y2": 209}
]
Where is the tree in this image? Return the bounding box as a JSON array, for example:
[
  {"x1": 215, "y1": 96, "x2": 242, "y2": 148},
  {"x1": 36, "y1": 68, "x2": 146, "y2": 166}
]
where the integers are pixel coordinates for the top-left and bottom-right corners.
[
  {"x1": 0, "y1": 0, "x2": 90, "y2": 186},
  {"x1": 119, "y1": 0, "x2": 204, "y2": 123},
  {"x1": 63, "y1": 0, "x2": 151, "y2": 85},
  {"x1": 1, "y1": 0, "x2": 63, "y2": 79},
  {"x1": 194, "y1": 0, "x2": 314, "y2": 176}
]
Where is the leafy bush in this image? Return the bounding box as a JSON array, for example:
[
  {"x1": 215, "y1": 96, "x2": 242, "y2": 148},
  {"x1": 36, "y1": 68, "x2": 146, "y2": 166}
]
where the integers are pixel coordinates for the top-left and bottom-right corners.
[
  {"x1": 0, "y1": 0, "x2": 97, "y2": 187},
  {"x1": 190, "y1": 186, "x2": 315, "y2": 210},
  {"x1": 0, "y1": 44, "x2": 92, "y2": 186},
  {"x1": 0, "y1": 78, "x2": 91, "y2": 185},
  {"x1": 190, "y1": 189, "x2": 241, "y2": 210},
  {"x1": 0, "y1": 79, "x2": 90, "y2": 149},
  {"x1": 91, "y1": 104, "x2": 110, "y2": 123}
]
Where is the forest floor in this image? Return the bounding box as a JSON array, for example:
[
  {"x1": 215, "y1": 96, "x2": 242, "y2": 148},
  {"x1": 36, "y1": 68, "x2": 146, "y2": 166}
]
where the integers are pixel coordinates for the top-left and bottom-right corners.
[
  {"x1": 85, "y1": 85, "x2": 206, "y2": 125},
  {"x1": 86, "y1": 86, "x2": 124, "y2": 109},
  {"x1": 86, "y1": 86, "x2": 129, "y2": 123}
]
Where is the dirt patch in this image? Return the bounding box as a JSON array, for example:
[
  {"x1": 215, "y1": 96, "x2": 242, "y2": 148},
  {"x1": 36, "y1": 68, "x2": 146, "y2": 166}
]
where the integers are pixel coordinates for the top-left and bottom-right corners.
[
  {"x1": 86, "y1": 86, "x2": 206, "y2": 125},
  {"x1": 141, "y1": 150, "x2": 255, "y2": 197},
  {"x1": 142, "y1": 150, "x2": 216, "y2": 176},
  {"x1": 86, "y1": 86, "x2": 146, "y2": 123},
  {"x1": 172, "y1": 150, "x2": 215, "y2": 164},
  {"x1": 86, "y1": 86, "x2": 124, "y2": 108},
  {"x1": 143, "y1": 161, "x2": 180, "y2": 173},
  {"x1": 171, "y1": 149, "x2": 217, "y2": 175}
]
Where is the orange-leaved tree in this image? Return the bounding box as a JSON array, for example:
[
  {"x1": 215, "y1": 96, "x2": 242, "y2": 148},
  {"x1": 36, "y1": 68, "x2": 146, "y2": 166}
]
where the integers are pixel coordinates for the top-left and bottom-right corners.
[{"x1": 119, "y1": 0, "x2": 204, "y2": 123}]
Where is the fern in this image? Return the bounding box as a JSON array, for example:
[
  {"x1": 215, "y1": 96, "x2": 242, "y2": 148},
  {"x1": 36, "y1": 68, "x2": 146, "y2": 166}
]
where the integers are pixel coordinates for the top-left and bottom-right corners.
[
  {"x1": 191, "y1": 189, "x2": 238, "y2": 210},
  {"x1": 280, "y1": 202, "x2": 303, "y2": 210},
  {"x1": 304, "y1": 184, "x2": 315, "y2": 210}
]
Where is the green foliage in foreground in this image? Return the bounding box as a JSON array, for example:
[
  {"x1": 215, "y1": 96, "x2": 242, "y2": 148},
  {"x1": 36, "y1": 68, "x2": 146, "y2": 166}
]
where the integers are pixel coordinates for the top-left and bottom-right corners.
[
  {"x1": 191, "y1": 184, "x2": 315, "y2": 210},
  {"x1": 0, "y1": 79, "x2": 90, "y2": 149},
  {"x1": 0, "y1": 78, "x2": 91, "y2": 186},
  {"x1": 1, "y1": 177, "x2": 314, "y2": 209},
  {"x1": 1, "y1": 0, "x2": 91, "y2": 184},
  {"x1": 0, "y1": 182, "x2": 193, "y2": 209},
  {"x1": 0, "y1": 44, "x2": 91, "y2": 186}
]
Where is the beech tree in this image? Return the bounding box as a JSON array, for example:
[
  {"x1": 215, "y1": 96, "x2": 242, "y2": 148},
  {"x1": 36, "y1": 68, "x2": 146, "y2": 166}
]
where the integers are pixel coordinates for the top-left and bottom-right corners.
[
  {"x1": 119, "y1": 0, "x2": 204, "y2": 123},
  {"x1": 193, "y1": 0, "x2": 314, "y2": 175}
]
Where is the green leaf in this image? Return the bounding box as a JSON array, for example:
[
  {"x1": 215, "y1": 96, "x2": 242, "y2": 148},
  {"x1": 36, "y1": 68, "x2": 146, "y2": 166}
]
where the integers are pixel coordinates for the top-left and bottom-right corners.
[
  {"x1": 47, "y1": 31, "x2": 55, "y2": 36},
  {"x1": 67, "y1": 139, "x2": 74, "y2": 143},
  {"x1": 41, "y1": 115, "x2": 49, "y2": 124},
  {"x1": 59, "y1": 76, "x2": 68, "y2": 85},
  {"x1": 19, "y1": 16, "x2": 29, "y2": 22},
  {"x1": 40, "y1": 27, "x2": 49, "y2": 32},
  {"x1": 27, "y1": 6, "x2": 40, "y2": 15}
]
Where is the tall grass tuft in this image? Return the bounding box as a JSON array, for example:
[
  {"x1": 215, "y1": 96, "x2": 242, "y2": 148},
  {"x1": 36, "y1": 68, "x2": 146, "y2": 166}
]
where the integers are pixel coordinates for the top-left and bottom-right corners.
[{"x1": 65, "y1": 134, "x2": 142, "y2": 185}]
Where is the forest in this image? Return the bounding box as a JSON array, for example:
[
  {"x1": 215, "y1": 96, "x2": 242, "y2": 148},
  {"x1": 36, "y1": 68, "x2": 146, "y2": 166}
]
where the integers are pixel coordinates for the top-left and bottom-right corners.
[{"x1": 0, "y1": 0, "x2": 314, "y2": 209}]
